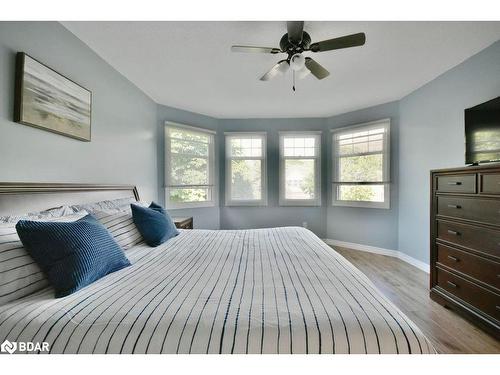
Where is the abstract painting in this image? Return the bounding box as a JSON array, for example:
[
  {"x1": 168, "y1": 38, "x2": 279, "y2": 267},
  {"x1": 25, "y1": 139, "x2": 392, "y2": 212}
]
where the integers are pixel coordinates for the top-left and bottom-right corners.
[{"x1": 14, "y1": 52, "x2": 92, "y2": 141}]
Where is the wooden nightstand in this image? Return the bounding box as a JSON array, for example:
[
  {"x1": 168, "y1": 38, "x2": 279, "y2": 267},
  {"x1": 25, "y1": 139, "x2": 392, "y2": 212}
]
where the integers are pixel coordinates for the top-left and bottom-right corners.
[{"x1": 172, "y1": 217, "x2": 193, "y2": 229}]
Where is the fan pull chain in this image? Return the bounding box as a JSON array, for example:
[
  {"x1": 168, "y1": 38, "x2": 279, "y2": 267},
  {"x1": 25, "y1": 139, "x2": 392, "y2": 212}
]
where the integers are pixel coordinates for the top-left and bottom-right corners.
[{"x1": 292, "y1": 70, "x2": 296, "y2": 92}]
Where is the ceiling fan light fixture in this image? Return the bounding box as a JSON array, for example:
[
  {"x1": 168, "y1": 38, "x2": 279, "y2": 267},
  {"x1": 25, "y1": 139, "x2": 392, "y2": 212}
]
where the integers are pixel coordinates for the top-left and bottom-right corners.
[
  {"x1": 296, "y1": 67, "x2": 311, "y2": 79},
  {"x1": 290, "y1": 53, "x2": 305, "y2": 71},
  {"x1": 231, "y1": 21, "x2": 365, "y2": 85},
  {"x1": 278, "y1": 61, "x2": 290, "y2": 74}
]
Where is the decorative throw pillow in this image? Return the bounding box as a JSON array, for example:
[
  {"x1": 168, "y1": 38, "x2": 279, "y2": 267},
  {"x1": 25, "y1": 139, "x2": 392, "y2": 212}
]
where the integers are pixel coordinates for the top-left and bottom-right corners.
[
  {"x1": 16, "y1": 214, "x2": 131, "y2": 298},
  {"x1": 130, "y1": 202, "x2": 179, "y2": 247},
  {"x1": 93, "y1": 210, "x2": 144, "y2": 250},
  {"x1": 0, "y1": 212, "x2": 87, "y2": 305}
]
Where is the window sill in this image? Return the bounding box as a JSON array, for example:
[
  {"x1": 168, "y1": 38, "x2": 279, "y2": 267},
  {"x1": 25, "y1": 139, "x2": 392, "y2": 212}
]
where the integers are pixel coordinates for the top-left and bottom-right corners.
[
  {"x1": 166, "y1": 202, "x2": 217, "y2": 210},
  {"x1": 332, "y1": 200, "x2": 390, "y2": 209},
  {"x1": 225, "y1": 200, "x2": 268, "y2": 207},
  {"x1": 279, "y1": 199, "x2": 321, "y2": 207}
]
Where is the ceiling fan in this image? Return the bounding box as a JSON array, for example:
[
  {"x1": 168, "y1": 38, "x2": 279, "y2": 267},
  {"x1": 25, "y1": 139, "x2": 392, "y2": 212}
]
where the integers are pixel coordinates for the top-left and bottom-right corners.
[{"x1": 231, "y1": 21, "x2": 366, "y2": 90}]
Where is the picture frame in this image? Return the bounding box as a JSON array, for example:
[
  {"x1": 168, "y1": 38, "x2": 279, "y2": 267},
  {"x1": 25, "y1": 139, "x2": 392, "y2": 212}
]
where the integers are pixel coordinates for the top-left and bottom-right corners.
[{"x1": 14, "y1": 52, "x2": 92, "y2": 141}]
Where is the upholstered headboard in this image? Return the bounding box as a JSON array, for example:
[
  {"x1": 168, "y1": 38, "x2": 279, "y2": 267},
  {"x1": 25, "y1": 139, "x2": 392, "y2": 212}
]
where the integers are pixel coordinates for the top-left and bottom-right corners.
[{"x1": 0, "y1": 183, "x2": 139, "y2": 216}]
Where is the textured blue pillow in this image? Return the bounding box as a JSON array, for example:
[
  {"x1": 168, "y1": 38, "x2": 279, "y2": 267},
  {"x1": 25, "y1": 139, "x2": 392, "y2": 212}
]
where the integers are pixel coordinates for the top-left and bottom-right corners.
[
  {"x1": 16, "y1": 214, "x2": 131, "y2": 298},
  {"x1": 131, "y1": 202, "x2": 179, "y2": 247},
  {"x1": 149, "y1": 201, "x2": 167, "y2": 213}
]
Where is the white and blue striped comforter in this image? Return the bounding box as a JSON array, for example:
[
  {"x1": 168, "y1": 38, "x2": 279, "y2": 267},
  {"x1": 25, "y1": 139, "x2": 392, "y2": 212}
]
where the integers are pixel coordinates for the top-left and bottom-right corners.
[{"x1": 0, "y1": 227, "x2": 435, "y2": 354}]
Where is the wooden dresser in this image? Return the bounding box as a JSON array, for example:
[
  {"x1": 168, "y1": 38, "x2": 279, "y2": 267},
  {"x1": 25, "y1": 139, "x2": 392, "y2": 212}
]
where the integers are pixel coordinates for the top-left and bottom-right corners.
[{"x1": 430, "y1": 164, "x2": 500, "y2": 338}]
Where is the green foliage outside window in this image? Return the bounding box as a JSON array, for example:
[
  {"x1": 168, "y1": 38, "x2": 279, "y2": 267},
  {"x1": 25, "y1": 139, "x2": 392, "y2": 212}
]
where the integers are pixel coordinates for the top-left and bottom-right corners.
[
  {"x1": 231, "y1": 159, "x2": 261, "y2": 200},
  {"x1": 339, "y1": 153, "x2": 383, "y2": 202},
  {"x1": 168, "y1": 132, "x2": 211, "y2": 203}
]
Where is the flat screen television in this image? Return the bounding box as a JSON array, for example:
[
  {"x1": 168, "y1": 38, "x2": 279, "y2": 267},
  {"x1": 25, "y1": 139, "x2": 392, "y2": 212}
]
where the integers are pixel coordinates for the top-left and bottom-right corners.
[{"x1": 465, "y1": 96, "x2": 500, "y2": 165}]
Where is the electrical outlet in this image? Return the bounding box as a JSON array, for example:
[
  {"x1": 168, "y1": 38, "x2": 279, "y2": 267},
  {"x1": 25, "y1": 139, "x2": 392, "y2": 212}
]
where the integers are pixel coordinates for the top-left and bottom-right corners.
[{"x1": 302, "y1": 222, "x2": 308, "y2": 228}]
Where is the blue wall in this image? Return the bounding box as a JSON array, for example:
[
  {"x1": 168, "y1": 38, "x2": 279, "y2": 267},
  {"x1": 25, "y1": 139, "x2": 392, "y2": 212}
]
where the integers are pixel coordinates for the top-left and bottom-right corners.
[
  {"x1": 0, "y1": 22, "x2": 158, "y2": 202},
  {"x1": 398, "y1": 40, "x2": 500, "y2": 263}
]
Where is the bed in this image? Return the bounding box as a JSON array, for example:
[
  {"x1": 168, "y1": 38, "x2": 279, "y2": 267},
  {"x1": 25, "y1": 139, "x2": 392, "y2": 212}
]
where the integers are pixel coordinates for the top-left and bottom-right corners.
[{"x1": 0, "y1": 183, "x2": 435, "y2": 354}]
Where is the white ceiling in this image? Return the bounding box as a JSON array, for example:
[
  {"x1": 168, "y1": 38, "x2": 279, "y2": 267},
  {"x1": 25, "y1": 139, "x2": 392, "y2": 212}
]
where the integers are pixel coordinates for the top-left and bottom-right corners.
[{"x1": 61, "y1": 21, "x2": 500, "y2": 119}]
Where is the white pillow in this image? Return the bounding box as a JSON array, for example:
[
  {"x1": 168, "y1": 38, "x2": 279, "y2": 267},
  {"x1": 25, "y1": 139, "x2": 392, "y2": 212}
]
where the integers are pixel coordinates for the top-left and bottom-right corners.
[
  {"x1": 0, "y1": 205, "x2": 76, "y2": 224},
  {"x1": 70, "y1": 197, "x2": 137, "y2": 214},
  {"x1": 93, "y1": 210, "x2": 144, "y2": 250},
  {"x1": 0, "y1": 212, "x2": 87, "y2": 305}
]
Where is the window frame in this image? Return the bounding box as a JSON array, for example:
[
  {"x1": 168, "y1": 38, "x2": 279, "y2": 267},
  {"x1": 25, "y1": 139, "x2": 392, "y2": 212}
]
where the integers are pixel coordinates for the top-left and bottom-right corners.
[
  {"x1": 164, "y1": 121, "x2": 216, "y2": 209},
  {"x1": 225, "y1": 132, "x2": 268, "y2": 206},
  {"x1": 331, "y1": 119, "x2": 391, "y2": 209},
  {"x1": 279, "y1": 131, "x2": 322, "y2": 207}
]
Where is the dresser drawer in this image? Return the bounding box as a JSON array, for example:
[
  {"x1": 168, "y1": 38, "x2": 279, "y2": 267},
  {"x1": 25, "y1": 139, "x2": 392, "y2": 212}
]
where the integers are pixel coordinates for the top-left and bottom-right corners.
[
  {"x1": 437, "y1": 220, "x2": 500, "y2": 258},
  {"x1": 481, "y1": 173, "x2": 500, "y2": 194},
  {"x1": 437, "y1": 244, "x2": 500, "y2": 289},
  {"x1": 436, "y1": 174, "x2": 476, "y2": 193},
  {"x1": 436, "y1": 268, "x2": 500, "y2": 321},
  {"x1": 437, "y1": 196, "x2": 500, "y2": 226}
]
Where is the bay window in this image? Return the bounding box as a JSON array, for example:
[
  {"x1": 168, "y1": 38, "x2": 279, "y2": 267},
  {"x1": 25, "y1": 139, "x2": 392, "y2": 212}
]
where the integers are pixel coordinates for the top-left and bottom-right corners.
[
  {"x1": 332, "y1": 119, "x2": 390, "y2": 209},
  {"x1": 225, "y1": 132, "x2": 267, "y2": 206},
  {"x1": 279, "y1": 132, "x2": 321, "y2": 206},
  {"x1": 165, "y1": 122, "x2": 216, "y2": 209}
]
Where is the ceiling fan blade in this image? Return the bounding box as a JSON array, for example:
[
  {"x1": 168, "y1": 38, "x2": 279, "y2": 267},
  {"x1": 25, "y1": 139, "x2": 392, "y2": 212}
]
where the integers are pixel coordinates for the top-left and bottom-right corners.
[
  {"x1": 309, "y1": 32, "x2": 366, "y2": 53},
  {"x1": 231, "y1": 45, "x2": 282, "y2": 54},
  {"x1": 305, "y1": 58, "x2": 330, "y2": 80},
  {"x1": 287, "y1": 21, "x2": 304, "y2": 44},
  {"x1": 260, "y1": 60, "x2": 289, "y2": 81}
]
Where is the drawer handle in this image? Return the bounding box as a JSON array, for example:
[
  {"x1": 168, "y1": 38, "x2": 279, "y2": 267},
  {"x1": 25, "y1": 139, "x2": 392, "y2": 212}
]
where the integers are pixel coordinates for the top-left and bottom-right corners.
[
  {"x1": 447, "y1": 204, "x2": 462, "y2": 209},
  {"x1": 447, "y1": 255, "x2": 459, "y2": 262},
  {"x1": 447, "y1": 281, "x2": 458, "y2": 288},
  {"x1": 447, "y1": 230, "x2": 460, "y2": 236},
  {"x1": 447, "y1": 181, "x2": 462, "y2": 185}
]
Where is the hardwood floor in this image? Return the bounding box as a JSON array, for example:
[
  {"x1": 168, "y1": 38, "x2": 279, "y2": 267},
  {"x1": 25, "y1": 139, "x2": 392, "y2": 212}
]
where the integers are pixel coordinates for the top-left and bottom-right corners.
[{"x1": 332, "y1": 246, "x2": 500, "y2": 354}]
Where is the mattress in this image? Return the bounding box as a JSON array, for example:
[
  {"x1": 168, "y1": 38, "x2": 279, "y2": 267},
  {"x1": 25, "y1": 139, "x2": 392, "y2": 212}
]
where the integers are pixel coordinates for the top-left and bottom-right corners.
[{"x1": 0, "y1": 227, "x2": 435, "y2": 354}]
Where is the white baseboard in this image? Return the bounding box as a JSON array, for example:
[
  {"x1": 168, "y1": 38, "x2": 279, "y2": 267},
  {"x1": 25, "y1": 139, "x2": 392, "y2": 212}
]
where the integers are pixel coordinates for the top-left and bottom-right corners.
[{"x1": 323, "y1": 239, "x2": 430, "y2": 273}]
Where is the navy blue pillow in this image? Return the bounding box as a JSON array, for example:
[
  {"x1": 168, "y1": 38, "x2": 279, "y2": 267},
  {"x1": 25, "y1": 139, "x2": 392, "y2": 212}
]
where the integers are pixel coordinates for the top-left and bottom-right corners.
[
  {"x1": 16, "y1": 214, "x2": 131, "y2": 298},
  {"x1": 131, "y1": 202, "x2": 179, "y2": 247},
  {"x1": 149, "y1": 201, "x2": 167, "y2": 213}
]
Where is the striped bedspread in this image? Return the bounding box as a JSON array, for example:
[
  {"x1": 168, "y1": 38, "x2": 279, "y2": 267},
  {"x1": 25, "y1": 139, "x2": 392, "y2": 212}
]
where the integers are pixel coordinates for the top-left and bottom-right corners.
[{"x1": 0, "y1": 227, "x2": 434, "y2": 354}]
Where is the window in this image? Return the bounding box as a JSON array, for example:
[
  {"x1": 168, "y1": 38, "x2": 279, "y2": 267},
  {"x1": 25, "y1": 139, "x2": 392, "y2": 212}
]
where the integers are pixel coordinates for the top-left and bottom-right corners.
[
  {"x1": 332, "y1": 119, "x2": 390, "y2": 209},
  {"x1": 279, "y1": 132, "x2": 321, "y2": 206},
  {"x1": 225, "y1": 132, "x2": 267, "y2": 206},
  {"x1": 165, "y1": 122, "x2": 216, "y2": 209}
]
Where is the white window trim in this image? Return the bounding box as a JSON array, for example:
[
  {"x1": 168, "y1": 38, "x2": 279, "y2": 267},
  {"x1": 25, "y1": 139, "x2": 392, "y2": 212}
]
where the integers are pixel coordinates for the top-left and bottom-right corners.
[
  {"x1": 331, "y1": 118, "x2": 391, "y2": 209},
  {"x1": 165, "y1": 121, "x2": 217, "y2": 209},
  {"x1": 279, "y1": 131, "x2": 322, "y2": 206},
  {"x1": 225, "y1": 132, "x2": 268, "y2": 206}
]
